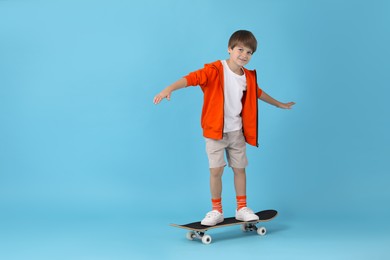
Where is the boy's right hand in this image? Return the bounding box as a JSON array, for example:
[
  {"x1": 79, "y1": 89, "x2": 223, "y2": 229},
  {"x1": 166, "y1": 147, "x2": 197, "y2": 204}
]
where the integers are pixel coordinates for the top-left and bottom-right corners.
[
  {"x1": 153, "y1": 90, "x2": 171, "y2": 104},
  {"x1": 153, "y1": 78, "x2": 188, "y2": 104}
]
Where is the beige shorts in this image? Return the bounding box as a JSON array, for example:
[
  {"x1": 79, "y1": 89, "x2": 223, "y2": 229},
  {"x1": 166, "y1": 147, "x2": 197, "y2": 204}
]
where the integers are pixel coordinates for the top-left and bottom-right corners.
[{"x1": 205, "y1": 129, "x2": 248, "y2": 168}]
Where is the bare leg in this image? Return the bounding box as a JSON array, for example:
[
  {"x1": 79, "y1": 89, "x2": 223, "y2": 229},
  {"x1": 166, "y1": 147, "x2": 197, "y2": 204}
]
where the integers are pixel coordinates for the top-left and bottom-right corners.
[
  {"x1": 209, "y1": 167, "x2": 224, "y2": 198},
  {"x1": 233, "y1": 168, "x2": 246, "y2": 196}
]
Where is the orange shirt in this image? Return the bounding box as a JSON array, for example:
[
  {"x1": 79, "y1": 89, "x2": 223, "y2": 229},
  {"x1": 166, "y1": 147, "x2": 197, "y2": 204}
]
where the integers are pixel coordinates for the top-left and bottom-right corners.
[{"x1": 184, "y1": 60, "x2": 262, "y2": 147}]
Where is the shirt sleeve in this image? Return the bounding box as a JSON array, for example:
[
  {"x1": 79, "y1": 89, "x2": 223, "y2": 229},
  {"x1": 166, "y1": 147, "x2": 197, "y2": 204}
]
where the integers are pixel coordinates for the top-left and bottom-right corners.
[
  {"x1": 257, "y1": 85, "x2": 263, "y2": 98},
  {"x1": 184, "y1": 67, "x2": 208, "y2": 87}
]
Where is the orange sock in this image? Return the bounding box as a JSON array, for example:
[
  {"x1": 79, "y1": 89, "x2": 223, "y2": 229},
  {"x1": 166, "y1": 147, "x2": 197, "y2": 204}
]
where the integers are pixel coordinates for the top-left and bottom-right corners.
[
  {"x1": 212, "y1": 198, "x2": 223, "y2": 213},
  {"x1": 236, "y1": 195, "x2": 247, "y2": 210}
]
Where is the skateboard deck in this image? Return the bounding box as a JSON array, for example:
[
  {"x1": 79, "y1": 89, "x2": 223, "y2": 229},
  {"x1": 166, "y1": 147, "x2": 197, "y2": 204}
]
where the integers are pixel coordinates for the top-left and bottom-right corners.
[{"x1": 170, "y1": 209, "x2": 277, "y2": 244}]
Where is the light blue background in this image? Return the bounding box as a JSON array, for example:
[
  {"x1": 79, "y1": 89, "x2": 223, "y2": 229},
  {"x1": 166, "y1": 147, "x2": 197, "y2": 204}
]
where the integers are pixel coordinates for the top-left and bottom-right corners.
[{"x1": 1, "y1": 0, "x2": 389, "y2": 259}]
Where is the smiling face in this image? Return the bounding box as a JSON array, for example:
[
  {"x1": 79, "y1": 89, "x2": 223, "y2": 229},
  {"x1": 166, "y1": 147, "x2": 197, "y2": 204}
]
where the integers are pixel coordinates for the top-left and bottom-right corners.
[{"x1": 227, "y1": 44, "x2": 253, "y2": 74}]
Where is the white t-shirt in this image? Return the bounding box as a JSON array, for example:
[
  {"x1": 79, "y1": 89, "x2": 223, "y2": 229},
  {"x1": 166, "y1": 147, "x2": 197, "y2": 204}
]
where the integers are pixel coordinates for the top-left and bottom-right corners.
[{"x1": 221, "y1": 60, "x2": 247, "y2": 133}]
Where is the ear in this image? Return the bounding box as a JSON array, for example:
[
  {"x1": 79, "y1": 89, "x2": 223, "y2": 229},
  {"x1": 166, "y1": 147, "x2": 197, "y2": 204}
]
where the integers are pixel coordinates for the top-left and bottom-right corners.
[{"x1": 228, "y1": 46, "x2": 233, "y2": 54}]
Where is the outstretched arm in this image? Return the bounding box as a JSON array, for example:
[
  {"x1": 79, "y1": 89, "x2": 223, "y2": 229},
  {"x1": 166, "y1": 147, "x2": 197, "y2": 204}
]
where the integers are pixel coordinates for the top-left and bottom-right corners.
[
  {"x1": 259, "y1": 91, "x2": 295, "y2": 109},
  {"x1": 153, "y1": 78, "x2": 187, "y2": 104}
]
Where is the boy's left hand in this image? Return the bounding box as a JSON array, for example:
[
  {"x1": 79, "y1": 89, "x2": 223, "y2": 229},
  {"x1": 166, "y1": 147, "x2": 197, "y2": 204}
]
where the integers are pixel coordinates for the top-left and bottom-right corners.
[{"x1": 278, "y1": 102, "x2": 295, "y2": 109}]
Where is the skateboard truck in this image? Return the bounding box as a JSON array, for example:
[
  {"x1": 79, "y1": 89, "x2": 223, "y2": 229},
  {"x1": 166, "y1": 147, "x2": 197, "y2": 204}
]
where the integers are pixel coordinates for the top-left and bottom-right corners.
[
  {"x1": 241, "y1": 222, "x2": 267, "y2": 235},
  {"x1": 186, "y1": 231, "x2": 212, "y2": 245}
]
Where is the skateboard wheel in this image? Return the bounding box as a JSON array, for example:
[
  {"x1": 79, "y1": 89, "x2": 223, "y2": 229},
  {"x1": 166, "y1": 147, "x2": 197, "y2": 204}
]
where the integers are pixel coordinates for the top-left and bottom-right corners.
[
  {"x1": 202, "y1": 235, "x2": 212, "y2": 245},
  {"x1": 186, "y1": 231, "x2": 195, "y2": 240},
  {"x1": 241, "y1": 224, "x2": 248, "y2": 232},
  {"x1": 257, "y1": 227, "x2": 266, "y2": 236}
]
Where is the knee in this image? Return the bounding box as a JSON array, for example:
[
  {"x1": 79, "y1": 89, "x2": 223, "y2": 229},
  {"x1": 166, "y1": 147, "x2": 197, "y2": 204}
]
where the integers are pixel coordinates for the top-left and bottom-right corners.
[
  {"x1": 210, "y1": 167, "x2": 224, "y2": 178},
  {"x1": 233, "y1": 168, "x2": 246, "y2": 175}
]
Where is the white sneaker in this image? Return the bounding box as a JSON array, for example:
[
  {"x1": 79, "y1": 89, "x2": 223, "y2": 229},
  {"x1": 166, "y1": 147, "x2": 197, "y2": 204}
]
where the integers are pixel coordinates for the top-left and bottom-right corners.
[
  {"x1": 235, "y1": 207, "x2": 259, "y2": 222},
  {"x1": 201, "y1": 210, "x2": 224, "y2": 226}
]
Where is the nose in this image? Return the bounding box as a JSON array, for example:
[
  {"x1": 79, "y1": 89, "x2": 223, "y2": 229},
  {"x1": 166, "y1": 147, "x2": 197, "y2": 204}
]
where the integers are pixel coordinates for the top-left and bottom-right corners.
[
  {"x1": 240, "y1": 52, "x2": 249, "y2": 59},
  {"x1": 240, "y1": 53, "x2": 248, "y2": 60}
]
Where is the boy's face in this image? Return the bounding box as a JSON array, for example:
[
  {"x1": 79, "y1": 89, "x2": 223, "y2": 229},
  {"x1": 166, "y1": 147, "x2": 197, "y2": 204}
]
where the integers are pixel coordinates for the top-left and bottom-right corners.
[{"x1": 228, "y1": 44, "x2": 253, "y2": 68}]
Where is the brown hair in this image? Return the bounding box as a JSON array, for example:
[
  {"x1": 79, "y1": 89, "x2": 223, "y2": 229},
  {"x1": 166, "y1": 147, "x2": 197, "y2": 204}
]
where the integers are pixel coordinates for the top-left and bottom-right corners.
[{"x1": 228, "y1": 30, "x2": 257, "y2": 53}]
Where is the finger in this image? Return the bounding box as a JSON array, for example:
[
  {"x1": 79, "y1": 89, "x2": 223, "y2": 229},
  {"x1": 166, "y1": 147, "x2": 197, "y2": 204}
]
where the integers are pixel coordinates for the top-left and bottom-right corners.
[{"x1": 153, "y1": 96, "x2": 161, "y2": 104}]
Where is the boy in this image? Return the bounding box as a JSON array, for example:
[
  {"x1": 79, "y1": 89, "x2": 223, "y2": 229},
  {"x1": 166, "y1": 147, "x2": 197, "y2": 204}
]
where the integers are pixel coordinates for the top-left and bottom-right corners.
[{"x1": 153, "y1": 30, "x2": 295, "y2": 226}]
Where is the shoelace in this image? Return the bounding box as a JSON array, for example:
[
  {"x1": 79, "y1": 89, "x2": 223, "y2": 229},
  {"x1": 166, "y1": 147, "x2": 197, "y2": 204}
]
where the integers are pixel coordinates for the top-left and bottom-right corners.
[
  {"x1": 206, "y1": 211, "x2": 221, "y2": 218},
  {"x1": 239, "y1": 207, "x2": 254, "y2": 214}
]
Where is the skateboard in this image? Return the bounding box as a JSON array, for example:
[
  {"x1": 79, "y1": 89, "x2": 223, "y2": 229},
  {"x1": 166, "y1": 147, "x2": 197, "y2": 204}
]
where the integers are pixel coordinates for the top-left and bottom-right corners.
[{"x1": 170, "y1": 209, "x2": 277, "y2": 244}]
